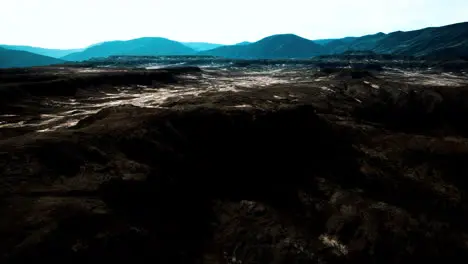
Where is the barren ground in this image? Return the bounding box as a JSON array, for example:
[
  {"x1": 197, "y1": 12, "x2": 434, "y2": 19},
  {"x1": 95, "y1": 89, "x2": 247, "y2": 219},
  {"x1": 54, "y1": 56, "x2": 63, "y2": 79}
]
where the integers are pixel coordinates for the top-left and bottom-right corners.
[{"x1": 1, "y1": 62, "x2": 468, "y2": 263}]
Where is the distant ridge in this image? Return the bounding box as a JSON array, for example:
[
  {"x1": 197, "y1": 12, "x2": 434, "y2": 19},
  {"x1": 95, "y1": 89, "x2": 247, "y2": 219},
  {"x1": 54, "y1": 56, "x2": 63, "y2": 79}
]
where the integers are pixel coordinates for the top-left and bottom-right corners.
[
  {"x1": 0, "y1": 47, "x2": 65, "y2": 68},
  {"x1": 313, "y1": 37, "x2": 358, "y2": 46},
  {"x1": 322, "y1": 22, "x2": 468, "y2": 57},
  {"x1": 0, "y1": 44, "x2": 83, "y2": 58},
  {"x1": 235, "y1": 41, "x2": 252, "y2": 46},
  {"x1": 323, "y1": 33, "x2": 386, "y2": 54}
]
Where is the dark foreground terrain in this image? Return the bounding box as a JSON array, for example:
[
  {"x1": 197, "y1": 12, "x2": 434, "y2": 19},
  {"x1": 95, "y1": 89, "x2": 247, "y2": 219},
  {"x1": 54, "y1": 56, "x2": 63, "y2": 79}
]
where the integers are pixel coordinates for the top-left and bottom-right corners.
[{"x1": 1, "y1": 60, "x2": 468, "y2": 263}]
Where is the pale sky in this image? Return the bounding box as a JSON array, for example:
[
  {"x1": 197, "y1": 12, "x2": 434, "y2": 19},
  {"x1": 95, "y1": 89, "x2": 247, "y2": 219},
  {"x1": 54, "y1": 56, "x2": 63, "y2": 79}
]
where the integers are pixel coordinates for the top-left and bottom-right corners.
[{"x1": 1, "y1": 0, "x2": 467, "y2": 49}]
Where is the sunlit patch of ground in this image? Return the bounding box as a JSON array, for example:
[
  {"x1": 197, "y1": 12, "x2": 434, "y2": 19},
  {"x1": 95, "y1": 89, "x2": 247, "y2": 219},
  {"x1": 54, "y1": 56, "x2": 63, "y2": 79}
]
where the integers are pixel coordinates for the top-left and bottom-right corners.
[
  {"x1": 1, "y1": 67, "x2": 468, "y2": 133},
  {"x1": 0, "y1": 69, "x2": 297, "y2": 132},
  {"x1": 383, "y1": 69, "x2": 468, "y2": 86}
]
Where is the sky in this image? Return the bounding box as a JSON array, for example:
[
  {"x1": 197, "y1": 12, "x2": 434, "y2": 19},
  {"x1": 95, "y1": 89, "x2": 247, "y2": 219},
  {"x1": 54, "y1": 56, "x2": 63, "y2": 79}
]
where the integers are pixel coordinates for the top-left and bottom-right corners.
[{"x1": 1, "y1": 0, "x2": 468, "y2": 49}]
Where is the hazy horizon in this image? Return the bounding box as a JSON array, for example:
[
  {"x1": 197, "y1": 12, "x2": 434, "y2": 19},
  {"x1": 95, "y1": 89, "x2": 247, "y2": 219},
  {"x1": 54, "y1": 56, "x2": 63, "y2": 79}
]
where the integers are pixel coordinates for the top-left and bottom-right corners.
[{"x1": 2, "y1": 0, "x2": 468, "y2": 49}]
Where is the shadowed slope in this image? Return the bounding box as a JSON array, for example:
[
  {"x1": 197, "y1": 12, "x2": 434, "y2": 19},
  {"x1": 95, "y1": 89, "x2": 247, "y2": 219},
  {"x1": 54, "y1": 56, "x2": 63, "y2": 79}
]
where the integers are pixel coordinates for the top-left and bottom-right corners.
[{"x1": 0, "y1": 48, "x2": 65, "y2": 68}]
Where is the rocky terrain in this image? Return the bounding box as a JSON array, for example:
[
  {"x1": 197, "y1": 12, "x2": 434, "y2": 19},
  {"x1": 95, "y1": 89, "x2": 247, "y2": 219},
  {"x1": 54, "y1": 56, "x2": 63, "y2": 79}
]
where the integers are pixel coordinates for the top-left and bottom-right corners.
[{"x1": 1, "y1": 59, "x2": 468, "y2": 263}]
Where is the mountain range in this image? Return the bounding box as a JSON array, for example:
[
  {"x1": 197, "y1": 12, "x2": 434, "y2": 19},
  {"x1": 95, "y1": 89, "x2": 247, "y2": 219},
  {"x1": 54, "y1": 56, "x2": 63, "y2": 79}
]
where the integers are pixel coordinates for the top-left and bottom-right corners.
[{"x1": 1, "y1": 21, "x2": 468, "y2": 68}]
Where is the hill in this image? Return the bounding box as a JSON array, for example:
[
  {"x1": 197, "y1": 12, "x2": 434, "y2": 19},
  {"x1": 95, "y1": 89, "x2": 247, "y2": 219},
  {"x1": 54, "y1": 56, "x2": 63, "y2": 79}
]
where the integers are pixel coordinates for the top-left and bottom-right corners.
[
  {"x1": 0, "y1": 47, "x2": 65, "y2": 68},
  {"x1": 0, "y1": 44, "x2": 83, "y2": 58},
  {"x1": 182, "y1": 42, "x2": 223, "y2": 51},
  {"x1": 63, "y1": 37, "x2": 196, "y2": 61},
  {"x1": 200, "y1": 34, "x2": 325, "y2": 59},
  {"x1": 376, "y1": 22, "x2": 468, "y2": 57},
  {"x1": 324, "y1": 22, "x2": 468, "y2": 57}
]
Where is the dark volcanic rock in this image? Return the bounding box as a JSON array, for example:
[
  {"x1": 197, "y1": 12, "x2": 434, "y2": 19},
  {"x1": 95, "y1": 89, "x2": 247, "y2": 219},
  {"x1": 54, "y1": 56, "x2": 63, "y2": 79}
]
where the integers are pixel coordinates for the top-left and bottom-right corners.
[{"x1": 2, "y1": 85, "x2": 468, "y2": 264}]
